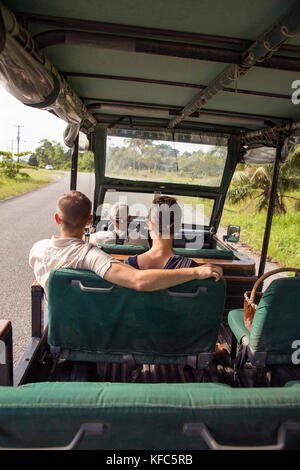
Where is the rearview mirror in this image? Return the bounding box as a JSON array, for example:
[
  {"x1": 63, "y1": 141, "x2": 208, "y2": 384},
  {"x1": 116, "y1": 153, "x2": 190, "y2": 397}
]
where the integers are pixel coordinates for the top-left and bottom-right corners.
[{"x1": 223, "y1": 225, "x2": 240, "y2": 243}]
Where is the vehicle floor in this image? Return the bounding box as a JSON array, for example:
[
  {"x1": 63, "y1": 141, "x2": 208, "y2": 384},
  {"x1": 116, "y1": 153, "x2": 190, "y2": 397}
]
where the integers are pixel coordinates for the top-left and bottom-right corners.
[
  {"x1": 46, "y1": 323, "x2": 300, "y2": 387},
  {"x1": 47, "y1": 355, "x2": 300, "y2": 387}
]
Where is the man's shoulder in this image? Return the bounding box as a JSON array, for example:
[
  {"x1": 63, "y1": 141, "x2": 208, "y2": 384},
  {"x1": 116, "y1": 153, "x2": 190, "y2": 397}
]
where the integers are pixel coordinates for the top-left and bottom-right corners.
[
  {"x1": 90, "y1": 231, "x2": 116, "y2": 245},
  {"x1": 30, "y1": 238, "x2": 52, "y2": 252},
  {"x1": 29, "y1": 238, "x2": 52, "y2": 266}
]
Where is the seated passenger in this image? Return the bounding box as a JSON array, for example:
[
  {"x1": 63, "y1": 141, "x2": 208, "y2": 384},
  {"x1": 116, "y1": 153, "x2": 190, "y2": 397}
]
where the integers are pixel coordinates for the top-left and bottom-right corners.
[
  {"x1": 29, "y1": 191, "x2": 223, "y2": 298},
  {"x1": 89, "y1": 202, "x2": 149, "y2": 247},
  {"x1": 125, "y1": 195, "x2": 198, "y2": 269}
]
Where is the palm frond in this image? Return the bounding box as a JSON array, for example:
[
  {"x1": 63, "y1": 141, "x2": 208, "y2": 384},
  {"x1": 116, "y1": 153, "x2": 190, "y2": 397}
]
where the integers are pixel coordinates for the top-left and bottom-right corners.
[
  {"x1": 255, "y1": 196, "x2": 269, "y2": 213},
  {"x1": 227, "y1": 184, "x2": 255, "y2": 204}
]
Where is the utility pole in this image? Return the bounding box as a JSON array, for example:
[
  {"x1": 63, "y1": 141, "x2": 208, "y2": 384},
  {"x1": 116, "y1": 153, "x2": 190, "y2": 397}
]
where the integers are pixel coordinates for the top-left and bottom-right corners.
[{"x1": 14, "y1": 125, "x2": 24, "y2": 162}]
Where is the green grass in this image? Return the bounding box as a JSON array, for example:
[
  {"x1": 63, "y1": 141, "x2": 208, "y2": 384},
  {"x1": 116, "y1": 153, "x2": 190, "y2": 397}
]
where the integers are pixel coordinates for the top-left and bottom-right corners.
[
  {"x1": 106, "y1": 168, "x2": 220, "y2": 186},
  {"x1": 220, "y1": 192, "x2": 300, "y2": 268},
  {"x1": 0, "y1": 169, "x2": 61, "y2": 200}
]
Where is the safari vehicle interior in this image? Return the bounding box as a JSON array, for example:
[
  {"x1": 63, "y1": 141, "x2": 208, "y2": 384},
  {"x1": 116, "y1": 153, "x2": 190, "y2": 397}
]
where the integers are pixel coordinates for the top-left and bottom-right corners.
[{"x1": 1, "y1": 0, "x2": 300, "y2": 450}]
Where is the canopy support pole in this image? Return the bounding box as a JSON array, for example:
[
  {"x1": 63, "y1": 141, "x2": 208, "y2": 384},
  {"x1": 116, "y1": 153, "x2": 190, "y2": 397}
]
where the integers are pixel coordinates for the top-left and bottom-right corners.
[
  {"x1": 92, "y1": 128, "x2": 107, "y2": 226},
  {"x1": 258, "y1": 140, "x2": 283, "y2": 277},
  {"x1": 70, "y1": 134, "x2": 79, "y2": 190}
]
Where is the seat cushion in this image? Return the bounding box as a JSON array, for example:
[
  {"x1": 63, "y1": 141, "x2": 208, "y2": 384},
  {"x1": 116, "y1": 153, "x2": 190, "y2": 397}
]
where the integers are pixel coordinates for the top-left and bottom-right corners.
[
  {"x1": 48, "y1": 269, "x2": 226, "y2": 364},
  {"x1": 250, "y1": 277, "x2": 300, "y2": 364},
  {"x1": 1, "y1": 381, "x2": 300, "y2": 449},
  {"x1": 228, "y1": 309, "x2": 250, "y2": 344}
]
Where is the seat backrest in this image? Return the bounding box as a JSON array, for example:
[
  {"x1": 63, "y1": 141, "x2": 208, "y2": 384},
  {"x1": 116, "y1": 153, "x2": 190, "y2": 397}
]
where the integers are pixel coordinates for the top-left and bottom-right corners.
[
  {"x1": 1, "y1": 381, "x2": 300, "y2": 449},
  {"x1": 48, "y1": 268, "x2": 226, "y2": 364},
  {"x1": 99, "y1": 243, "x2": 234, "y2": 260},
  {"x1": 250, "y1": 277, "x2": 300, "y2": 364}
]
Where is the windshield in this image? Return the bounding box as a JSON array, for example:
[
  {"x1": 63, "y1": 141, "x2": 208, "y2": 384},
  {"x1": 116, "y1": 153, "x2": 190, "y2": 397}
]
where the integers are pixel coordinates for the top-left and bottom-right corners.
[
  {"x1": 97, "y1": 191, "x2": 214, "y2": 227},
  {"x1": 106, "y1": 136, "x2": 227, "y2": 187}
]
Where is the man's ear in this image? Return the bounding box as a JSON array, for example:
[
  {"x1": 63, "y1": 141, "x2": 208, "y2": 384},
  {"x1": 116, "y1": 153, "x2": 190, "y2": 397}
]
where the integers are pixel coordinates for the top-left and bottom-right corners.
[
  {"x1": 87, "y1": 214, "x2": 93, "y2": 225},
  {"x1": 55, "y1": 213, "x2": 61, "y2": 225}
]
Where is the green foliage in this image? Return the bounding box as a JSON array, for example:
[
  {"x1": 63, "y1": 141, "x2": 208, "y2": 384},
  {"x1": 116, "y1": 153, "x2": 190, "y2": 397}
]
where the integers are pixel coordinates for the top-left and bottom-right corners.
[
  {"x1": 106, "y1": 139, "x2": 226, "y2": 184},
  {"x1": 227, "y1": 147, "x2": 300, "y2": 215},
  {"x1": 78, "y1": 151, "x2": 94, "y2": 172},
  {"x1": 221, "y1": 196, "x2": 300, "y2": 268},
  {"x1": 29, "y1": 139, "x2": 94, "y2": 172},
  {"x1": 30, "y1": 139, "x2": 71, "y2": 170},
  {"x1": 28, "y1": 154, "x2": 39, "y2": 167},
  {"x1": 0, "y1": 150, "x2": 34, "y2": 178}
]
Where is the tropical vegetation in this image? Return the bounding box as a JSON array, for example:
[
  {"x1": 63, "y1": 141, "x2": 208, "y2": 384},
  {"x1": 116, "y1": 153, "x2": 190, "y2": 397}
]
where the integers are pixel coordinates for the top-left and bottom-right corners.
[
  {"x1": 27, "y1": 139, "x2": 94, "y2": 172},
  {"x1": 106, "y1": 138, "x2": 227, "y2": 185},
  {"x1": 227, "y1": 147, "x2": 300, "y2": 214},
  {"x1": 222, "y1": 146, "x2": 300, "y2": 267}
]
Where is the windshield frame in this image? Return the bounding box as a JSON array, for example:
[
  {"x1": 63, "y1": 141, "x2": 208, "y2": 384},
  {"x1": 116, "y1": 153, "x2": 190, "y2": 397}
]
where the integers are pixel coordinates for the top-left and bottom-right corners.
[{"x1": 93, "y1": 129, "x2": 241, "y2": 232}]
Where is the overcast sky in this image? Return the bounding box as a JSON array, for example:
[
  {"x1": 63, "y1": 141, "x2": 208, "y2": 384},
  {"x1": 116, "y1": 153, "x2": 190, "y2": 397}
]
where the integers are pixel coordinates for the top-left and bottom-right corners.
[
  {"x1": 0, "y1": 84, "x2": 66, "y2": 154},
  {"x1": 0, "y1": 83, "x2": 214, "y2": 156}
]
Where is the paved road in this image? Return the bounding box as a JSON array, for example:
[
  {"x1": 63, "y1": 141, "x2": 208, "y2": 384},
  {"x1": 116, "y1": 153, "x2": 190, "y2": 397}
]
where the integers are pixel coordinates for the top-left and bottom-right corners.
[{"x1": 0, "y1": 172, "x2": 94, "y2": 364}]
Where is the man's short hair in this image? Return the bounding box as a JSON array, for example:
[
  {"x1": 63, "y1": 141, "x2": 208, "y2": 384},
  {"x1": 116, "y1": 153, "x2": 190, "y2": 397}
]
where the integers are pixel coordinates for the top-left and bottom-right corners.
[
  {"x1": 148, "y1": 195, "x2": 182, "y2": 237},
  {"x1": 57, "y1": 190, "x2": 92, "y2": 230},
  {"x1": 110, "y1": 202, "x2": 129, "y2": 223}
]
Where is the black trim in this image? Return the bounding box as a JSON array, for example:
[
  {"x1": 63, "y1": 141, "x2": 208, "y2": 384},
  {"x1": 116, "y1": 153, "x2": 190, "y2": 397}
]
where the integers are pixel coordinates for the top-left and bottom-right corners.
[
  {"x1": 25, "y1": 73, "x2": 60, "y2": 109},
  {"x1": 0, "y1": 323, "x2": 13, "y2": 386},
  {"x1": 0, "y1": 8, "x2": 6, "y2": 53},
  {"x1": 18, "y1": 11, "x2": 300, "y2": 56},
  {"x1": 33, "y1": 29, "x2": 300, "y2": 73}
]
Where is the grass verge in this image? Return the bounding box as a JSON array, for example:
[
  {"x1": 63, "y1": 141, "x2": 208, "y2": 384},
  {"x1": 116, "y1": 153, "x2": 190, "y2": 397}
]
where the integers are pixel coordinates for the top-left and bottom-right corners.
[
  {"x1": 0, "y1": 169, "x2": 61, "y2": 201},
  {"x1": 220, "y1": 192, "x2": 300, "y2": 268}
]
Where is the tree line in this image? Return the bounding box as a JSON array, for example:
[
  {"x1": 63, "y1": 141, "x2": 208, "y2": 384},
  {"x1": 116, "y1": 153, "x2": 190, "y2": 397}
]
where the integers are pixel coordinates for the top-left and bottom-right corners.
[
  {"x1": 2, "y1": 137, "x2": 299, "y2": 215},
  {"x1": 26, "y1": 139, "x2": 94, "y2": 172},
  {"x1": 107, "y1": 138, "x2": 226, "y2": 179}
]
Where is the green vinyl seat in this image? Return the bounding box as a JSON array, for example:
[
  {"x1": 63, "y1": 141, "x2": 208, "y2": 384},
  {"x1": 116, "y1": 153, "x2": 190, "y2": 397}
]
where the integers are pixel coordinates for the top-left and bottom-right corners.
[
  {"x1": 48, "y1": 268, "x2": 226, "y2": 370},
  {"x1": 173, "y1": 248, "x2": 234, "y2": 260},
  {"x1": 99, "y1": 243, "x2": 234, "y2": 259},
  {"x1": 228, "y1": 277, "x2": 300, "y2": 368},
  {"x1": 98, "y1": 243, "x2": 148, "y2": 255},
  {"x1": 0, "y1": 381, "x2": 300, "y2": 449}
]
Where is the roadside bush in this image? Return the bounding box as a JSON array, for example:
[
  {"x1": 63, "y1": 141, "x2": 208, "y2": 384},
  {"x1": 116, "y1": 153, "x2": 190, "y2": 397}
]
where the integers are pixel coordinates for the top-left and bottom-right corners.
[{"x1": 0, "y1": 151, "x2": 34, "y2": 178}]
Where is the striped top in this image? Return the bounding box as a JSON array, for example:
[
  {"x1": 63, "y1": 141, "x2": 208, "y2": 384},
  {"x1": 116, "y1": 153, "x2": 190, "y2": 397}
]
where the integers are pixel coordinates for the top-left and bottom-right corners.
[{"x1": 124, "y1": 254, "x2": 199, "y2": 270}]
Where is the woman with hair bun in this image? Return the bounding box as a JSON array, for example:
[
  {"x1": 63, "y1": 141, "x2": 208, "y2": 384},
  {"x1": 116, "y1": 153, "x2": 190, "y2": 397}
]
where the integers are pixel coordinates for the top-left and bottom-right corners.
[{"x1": 124, "y1": 195, "x2": 200, "y2": 270}]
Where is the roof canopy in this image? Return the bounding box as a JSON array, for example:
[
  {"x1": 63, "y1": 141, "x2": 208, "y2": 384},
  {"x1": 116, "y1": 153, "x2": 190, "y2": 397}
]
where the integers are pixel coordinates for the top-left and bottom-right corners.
[{"x1": 1, "y1": 0, "x2": 300, "y2": 161}]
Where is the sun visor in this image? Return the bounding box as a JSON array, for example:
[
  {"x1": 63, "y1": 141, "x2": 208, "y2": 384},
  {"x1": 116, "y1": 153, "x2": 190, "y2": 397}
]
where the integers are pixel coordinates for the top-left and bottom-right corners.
[
  {"x1": 243, "y1": 147, "x2": 277, "y2": 164},
  {"x1": 243, "y1": 134, "x2": 300, "y2": 165},
  {"x1": 107, "y1": 128, "x2": 228, "y2": 146},
  {"x1": 78, "y1": 132, "x2": 90, "y2": 152},
  {"x1": 0, "y1": 2, "x2": 96, "y2": 147}
]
